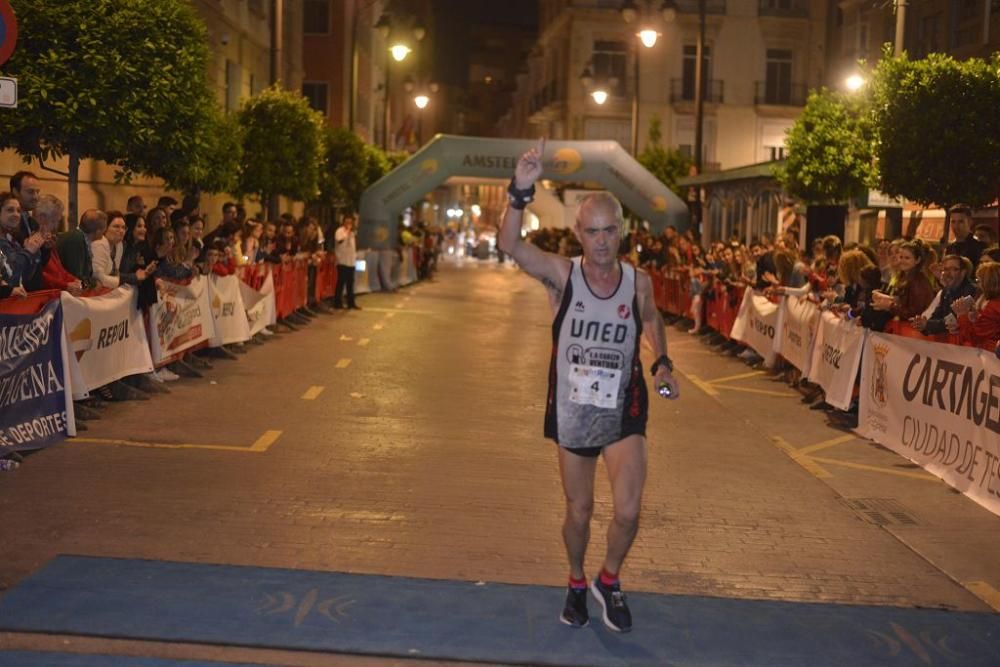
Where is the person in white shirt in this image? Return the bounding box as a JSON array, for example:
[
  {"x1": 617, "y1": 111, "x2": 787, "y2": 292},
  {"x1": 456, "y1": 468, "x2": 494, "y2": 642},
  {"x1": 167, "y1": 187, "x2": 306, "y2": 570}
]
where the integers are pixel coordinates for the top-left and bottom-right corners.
[
  {"x1": 92, "y1": 211, "x2": 127, "y2": 288},
  {"x1": 333, "y1": 215, "x2": 359, "y2": 309}
]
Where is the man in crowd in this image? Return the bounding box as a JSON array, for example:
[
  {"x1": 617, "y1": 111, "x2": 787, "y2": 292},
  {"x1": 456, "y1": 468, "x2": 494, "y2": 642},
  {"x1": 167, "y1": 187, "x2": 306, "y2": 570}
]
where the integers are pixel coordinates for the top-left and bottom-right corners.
[
  {"x1": 30, "y1": 194, "x2": 82, "y2": 293},
  {"x1": 911, "y1": 254, "x2": 978, "y2": 335},
  {"x1": 333, "y1": 214, "x2": 360, "y2": 310},
  {"x1": 10, "y1": 170, "x2": 41, "y2": 242},
  {"x1": 497, "y1": 139, "x2": 679, "y2": 634},
  {"x1": 157, "y1": 196, "x2": 179, "y2": 220},
  {"x1": 57, "y1": 209, "x2": 108, "y2": 287},
  {"x1": 946, "y1": 205, "x2": 986, "y2": 269},
  {"x1": 126, "y1": 195, "x2": 147, "y2": 218}
]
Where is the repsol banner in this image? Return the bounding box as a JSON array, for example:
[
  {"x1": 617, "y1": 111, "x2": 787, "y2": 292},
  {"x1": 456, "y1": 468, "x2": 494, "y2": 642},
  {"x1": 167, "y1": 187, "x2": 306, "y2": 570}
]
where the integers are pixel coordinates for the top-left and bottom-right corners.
[
  {"x1": 859, "y1": 332, "x2": 1000, "y2": 516},
  {"x1": 807, "y1": 311, "x2": 866, "y2": 410},
  {"x1": 147, "y1": 276, "x2": 215, "y2": 364},
  {"x1": 209, "y1": 274, "x2": 251, "y2": 346},
  {"x1": 0, "y1": 300, "x2": 75, "y2": 453},
  {"x1": 776, "y1": 294, "x2": 821, "y2": 376},
  {"x1": 729, "y1": 288, "x2": 779, "y2": 367},
  {"x1": 240, "y1": 270, "x2": 276, "y2": 337},
  {"x1": 61, "y1": 286, "x2": 153, "y2": 400}
]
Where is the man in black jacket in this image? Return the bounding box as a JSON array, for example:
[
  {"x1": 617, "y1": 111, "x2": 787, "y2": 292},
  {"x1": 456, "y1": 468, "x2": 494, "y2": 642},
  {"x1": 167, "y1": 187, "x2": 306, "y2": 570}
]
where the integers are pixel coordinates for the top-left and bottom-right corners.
[
  {"x1": 911, "y1": 254, "x2": 978, "y2": 335},
  {"x1": 945, "y1": 205, "x2": 986, "y2": 269}
]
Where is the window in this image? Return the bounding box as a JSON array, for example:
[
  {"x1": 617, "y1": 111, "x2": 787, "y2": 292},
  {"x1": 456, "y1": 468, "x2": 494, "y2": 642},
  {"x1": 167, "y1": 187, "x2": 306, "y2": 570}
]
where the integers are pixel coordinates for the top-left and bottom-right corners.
[
  {"x1": 302, "y1": 82, "x2": 329, "y2": 115},
  {"x1": 682, "y1": 45, "x2": 712, "y2": 101},
  {"x1": 592, "y1": 40, "x2": 627, "y2": 97},
  {"x1": 765, "y1": 49, "x2": 792, "y2": 104},
  {"x1": 917, "y1": 13, "x2": 941, "y2": 56},
  {"x1": 303, "y1": 0, "x2": 331, "y2": 35}
]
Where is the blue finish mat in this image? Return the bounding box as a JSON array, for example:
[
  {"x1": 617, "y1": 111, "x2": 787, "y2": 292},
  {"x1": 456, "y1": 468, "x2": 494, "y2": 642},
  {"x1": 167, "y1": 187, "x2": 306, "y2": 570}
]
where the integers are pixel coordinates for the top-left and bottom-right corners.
[
  {"x1": 0, "y1": 652, "x2": 257, "y2": 667},
  {"x1": 0, "y1": 556, "x2": 998, "y2": 667}
]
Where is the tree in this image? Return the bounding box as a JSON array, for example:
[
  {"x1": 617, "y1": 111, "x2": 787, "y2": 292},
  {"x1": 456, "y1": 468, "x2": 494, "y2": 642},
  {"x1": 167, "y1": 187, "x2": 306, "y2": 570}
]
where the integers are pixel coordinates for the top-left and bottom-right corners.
[
  {"x1": 237, "y1": 85, "x2": 325, "y2": 216},
  {"x1": 317, "y1": 128, "x2": 385, "y2": 214},
  {"x1": 159, "y1": 106, "x2": 244, "y2": 199},
  {"x1": 637, "y1": 116, "x2": 692, "y2": 198},
  {"x1": 775, "y1": 88, "x2": 875, "y2": 204},
  {"x1": 870, "y1": 48, "x2": 1000, "y2": 240},
  {"x1": 0, "y1": 0, "x2": 214, "y2": 224}
]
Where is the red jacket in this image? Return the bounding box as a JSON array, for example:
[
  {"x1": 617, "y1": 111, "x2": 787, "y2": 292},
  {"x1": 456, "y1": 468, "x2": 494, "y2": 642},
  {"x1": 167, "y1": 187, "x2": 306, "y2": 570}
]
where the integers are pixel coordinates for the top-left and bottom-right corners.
[
  {"x1": 42, "y1": 247, "x2": 79, "y2": 290},
  {"x1": 211, "y1": 258, "x2": 236, "y2": 277},
  {"x1": 958, "y1": 298, "x2": 1000, "y2": 350}
]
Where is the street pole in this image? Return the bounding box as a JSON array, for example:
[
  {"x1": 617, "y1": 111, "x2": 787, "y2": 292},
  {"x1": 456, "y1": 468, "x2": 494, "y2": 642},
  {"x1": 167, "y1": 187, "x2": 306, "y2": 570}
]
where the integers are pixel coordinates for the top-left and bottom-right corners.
[
  {"x1": 269, "y1": 0, "x2": 284, "y2": 221},
  {"x1": 893, "y1": 0, "x2": 907, "y2": 56},
  {"x1": 693, "y1": 0, "x2": 705, "y2": 174},
  {"x1": 382, "y1": 64, "x2": 390, "y2": 150},
  {"x1": 349, "y1": 0, "x2": 359, "y2": 132},
  {"x1": 631, "y1": 44, "x2": 640, "y2": 155}
]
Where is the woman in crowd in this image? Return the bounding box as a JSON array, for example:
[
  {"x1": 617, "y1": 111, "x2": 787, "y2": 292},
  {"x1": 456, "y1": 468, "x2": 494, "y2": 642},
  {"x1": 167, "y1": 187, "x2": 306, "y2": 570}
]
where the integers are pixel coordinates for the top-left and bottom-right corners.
[
  {"x1": 145, "y1": 206, "x2": 169, "y2": 241},
  {"x1": 240, "y1": 220, "x2": 264, "y2": 265},
  {"x1": 151, "y1": 227, "x2": 194, "y2": 282},
  {"x1": 834, "y1": 249, "x2": 888, "y2": 331},
  {"x1": 172, "y1": 218, "x2": 199, "y2": 269},
  {"x1": 875, "y1": 239, "x2": 935, "y2": 321},
  {"x1": 953, "y1": 260, "x2": 1000, "y2": 349},
  {"x1": 0, "y1": 191, "x2": 43, "y2": 295},
  {"x1": 298, "y1": 217, "x2": 325, "y2": 312},
  {"x1": 189, "y1": 215, "x2": 206, "y2": 260},
  {"x1": 93, "y1": 211, "x2": 157, "y2": 289},
  {"x1": 275, "y1": 222, "x2": 299, "y2": 257}
]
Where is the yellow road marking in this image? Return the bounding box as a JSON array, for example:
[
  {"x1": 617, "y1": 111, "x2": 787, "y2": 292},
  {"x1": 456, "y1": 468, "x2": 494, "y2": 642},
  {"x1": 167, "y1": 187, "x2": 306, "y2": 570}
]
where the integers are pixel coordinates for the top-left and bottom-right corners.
[
  {"x1": 349, "y1": 392, "x2": 365, "y2": 399},
  {"x1": 680, "y1": 371, "x2": 719, "y2": 396},
  {"x1": 301, "y1": 386, "x2": 324, "y2": 400},
  {"x1": 810, "y1": 457, "x2": 939, "y2": 481},
  {"x1": 373, "y1": 323, "x2": 384, "y2": 330},
  {"x1": 710, "y1": 384, "x2": 796, "y2": 398},
  {"x1": 72, "y1": 430, "x2": 282, "y2": 453},
  {"x1": 358, "y1": 338, "x2": 370, "y2": 347},
  {"x1": 771, "y1": 436, "x2": 833, "y2": 478},
  {"x1": 395, "y1": 303, "x2": 404, "y2": 309},
  {"x1": 386, "y1": 312, "x2": 397, "y2": 319},
  {"x1": 339, "y1": 334, "x2": 353, "y2": 341},
  {"x1": 708, "y1": 371, "x2": 766, "y2": 384},
  {"x1": 797, "y1": 434, "x2": 857, "y2": 456},
  {"x1": 966, "y1": 581, "x2": 1000, "y2": 612},
  {"x1": 336, "y1": 358, "x2": 352, "y2": 368}
]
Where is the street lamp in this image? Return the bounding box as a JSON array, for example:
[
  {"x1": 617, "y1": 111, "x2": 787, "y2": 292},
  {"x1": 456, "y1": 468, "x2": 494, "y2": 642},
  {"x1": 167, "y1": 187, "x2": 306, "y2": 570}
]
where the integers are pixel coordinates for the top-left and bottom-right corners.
[
  {"x1": 580, "y1": 65, "x2": 614, "y2": 106},
  {"x1": 404, "y1": 77, "x2": 438, "y2": 147},
  {"x1": 376, "y1": 12, "x2": 425, "y2": 150},
  {"x1": 845, "y1": 74, "x2": 865, "y2": 92},
  {"x1": 621, "y1": 1, "x2": 677, "y2": 155}
]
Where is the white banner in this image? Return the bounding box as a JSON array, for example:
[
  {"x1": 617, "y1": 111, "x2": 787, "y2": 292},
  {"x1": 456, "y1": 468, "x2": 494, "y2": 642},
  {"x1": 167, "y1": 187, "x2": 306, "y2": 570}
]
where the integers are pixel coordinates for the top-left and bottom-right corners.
[
  {"x1": 60, "y1": 287, "x2": 153, "y2": 399},
  {"x1": 240, "y1": 270, "x2": 277, "y2": 337},
  {"x1": 147, "y1": 276, "x2": 215, "y2": 365},
  {"x1": 807, "y1": 311, "x2": 866, "y2": 410},
  {"x1": 209, "y1": 274, "x2": 251, "y2": 346},
  {"x1": 859, "y1": 333, "x2": 1000, "y2": 516},
  {"x1": 776, "y1": 294, "x2": 821, "y2": 376},
  {"x1": 729, "y1": 288, "x2": 779, "y2": 367}
]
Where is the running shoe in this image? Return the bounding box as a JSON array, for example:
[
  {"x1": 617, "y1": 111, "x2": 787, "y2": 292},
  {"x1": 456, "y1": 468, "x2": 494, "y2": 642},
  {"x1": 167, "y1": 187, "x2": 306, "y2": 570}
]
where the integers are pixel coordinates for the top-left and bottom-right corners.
[
  {"x1": 559, "y1": 586, "x2": 589, "y2": 628},
  {"x1": 591, "y1": 577, "x2": 632, "y2": 633}
]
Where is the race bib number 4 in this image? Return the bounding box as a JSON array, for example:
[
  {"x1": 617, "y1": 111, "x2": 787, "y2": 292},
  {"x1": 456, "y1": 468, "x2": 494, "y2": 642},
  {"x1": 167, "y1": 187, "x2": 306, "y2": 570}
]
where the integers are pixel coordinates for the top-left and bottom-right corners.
[{"x1": 568, "y1": 364, "x2": 621, "y2": 409}]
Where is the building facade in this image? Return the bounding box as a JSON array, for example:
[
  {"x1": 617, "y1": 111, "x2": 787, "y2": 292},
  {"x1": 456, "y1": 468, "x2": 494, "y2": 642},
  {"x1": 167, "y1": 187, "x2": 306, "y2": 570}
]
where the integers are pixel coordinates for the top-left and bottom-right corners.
[{"x1": 498, "y1": 0, "x2": 829, "y2": 172}]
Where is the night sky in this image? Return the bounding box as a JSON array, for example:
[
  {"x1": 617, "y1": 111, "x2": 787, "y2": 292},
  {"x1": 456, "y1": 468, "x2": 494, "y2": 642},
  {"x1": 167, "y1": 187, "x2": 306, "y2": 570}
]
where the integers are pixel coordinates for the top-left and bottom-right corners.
[{"x1": 431, "y1": 0, "x2": 538, "y2": 86}]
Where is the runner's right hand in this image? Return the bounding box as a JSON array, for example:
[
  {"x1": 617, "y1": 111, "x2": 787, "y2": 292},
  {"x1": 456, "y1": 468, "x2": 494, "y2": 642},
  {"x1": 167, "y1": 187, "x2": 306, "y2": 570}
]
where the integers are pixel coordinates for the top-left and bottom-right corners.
[{"x1": 514, "y1": 137, "x2": 545, "y2": 190}]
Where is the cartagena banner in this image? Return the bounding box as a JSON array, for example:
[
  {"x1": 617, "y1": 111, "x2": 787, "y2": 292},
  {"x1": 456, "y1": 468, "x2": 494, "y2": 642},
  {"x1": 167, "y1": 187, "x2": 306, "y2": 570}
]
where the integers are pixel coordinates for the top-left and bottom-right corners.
[
  {"x1": 729, "y1": 288, "x2": 779, "y2": 367},
  {"x1": 209, "y1": 274, "x2": 251, "y2": 346},
  {"x1": 61, "y1": 286, "x2": 153, "y2": 400},
  {"x1": 858, "y1": 332, "x2": 1000, "y2": 516},
  {"x1": 147, "y1": 276, "x2": 215, "y2": 364},
  {"x1": 776, "y1": 294, "x2": 821, "y2": 376},
  {"x1": 0, "y1": 300, "x2": 75, "y2": 453},
  {"x1": 240, "y1": 270, "x2": 277, "y2": 337},
  {"x1": 807, "y1": 311, "x2": 866, "y2": 410}
]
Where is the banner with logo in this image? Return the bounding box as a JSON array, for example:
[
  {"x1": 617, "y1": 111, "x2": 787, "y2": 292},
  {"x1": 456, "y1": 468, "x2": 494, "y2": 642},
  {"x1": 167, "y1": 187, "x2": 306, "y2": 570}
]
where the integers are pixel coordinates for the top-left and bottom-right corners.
[
  {"x1": 240, "y1": 270, "x2": 276, "y2": 337},
  {"x1": 859, "y1": 333, "x2": 1000, "y2": 516},
  {"x1": 0, "y1": 300, "x2": 75, "y2": 453},
  {"x1": 61, "y1": 287, "x2": 153, "y2": 399},
  {"x1": 208, "y1": 274, "x2": 251, "y2": 346},
  {"x1": 729, "y1": 288, "x2": 779, "y2": 367},
  {"x1": 807, "y1": 311, "x2": 867, "y2": 410},
  {"x1": 147, "y1": 276, "x2": 215, "y2": 364},
  {"x1": 776, "y1": 294, "x2": 821, "y2": 375}
]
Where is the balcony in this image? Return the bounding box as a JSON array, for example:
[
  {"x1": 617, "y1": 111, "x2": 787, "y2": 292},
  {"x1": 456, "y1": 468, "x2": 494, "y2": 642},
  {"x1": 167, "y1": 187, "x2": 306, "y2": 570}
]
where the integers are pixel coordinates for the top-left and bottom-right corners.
[
  {"x1": 676, "y1": 0, "x2": 727, "y2": 14},
  {"x1": 754, "y1": 81, "x2": 807, "y2": 106},
  {"x1": 670, "y1": 79, "x2": 724, "y2": 103},
  {"x1": 758, "y1": 0, "x2": 808, "y2": 18}
]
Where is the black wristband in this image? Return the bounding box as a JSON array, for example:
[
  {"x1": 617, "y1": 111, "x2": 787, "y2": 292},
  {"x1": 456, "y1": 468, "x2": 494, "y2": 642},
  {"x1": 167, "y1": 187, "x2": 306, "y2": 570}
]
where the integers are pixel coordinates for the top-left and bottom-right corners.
[
  {"x1": 507, "y1": 177, "x2": 535, "y2": 210},
  {"x1": 650, "y1": 354, "x2": 673, "y2": 376}
]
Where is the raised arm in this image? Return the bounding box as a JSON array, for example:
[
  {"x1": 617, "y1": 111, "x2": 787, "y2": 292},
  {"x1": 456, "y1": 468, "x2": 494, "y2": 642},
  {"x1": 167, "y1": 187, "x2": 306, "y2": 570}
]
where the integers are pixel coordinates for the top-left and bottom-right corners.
[{"x1": 496, "y1": 138, "x2": 569, "y2": 298}]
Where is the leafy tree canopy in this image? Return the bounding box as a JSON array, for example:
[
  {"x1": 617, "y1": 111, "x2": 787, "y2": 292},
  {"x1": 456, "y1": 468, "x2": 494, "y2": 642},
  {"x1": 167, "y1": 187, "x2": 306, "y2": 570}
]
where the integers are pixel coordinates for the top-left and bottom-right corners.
[
  {"x1": 638, "y1": 115, "x2": 692, "y2": 198},
  {"x1": 775, "y1": 87, "x2": 875, "y2": 204},
  {"x1": 870, "y1": 47, "x2": 1000, "y2": 208},
  {"x1": 237, "y1": 85, "x2": 325, "y2": 204}
]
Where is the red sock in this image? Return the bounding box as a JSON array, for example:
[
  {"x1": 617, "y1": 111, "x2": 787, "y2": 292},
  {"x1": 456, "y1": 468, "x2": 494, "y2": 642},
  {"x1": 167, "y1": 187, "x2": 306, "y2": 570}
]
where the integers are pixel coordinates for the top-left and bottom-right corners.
[
  {"x1": 569, "y1": 575, "x2": 587, "y2": 590},
  {"x1": 599, "y1": 567, "x2": 619, "y2": 586}
]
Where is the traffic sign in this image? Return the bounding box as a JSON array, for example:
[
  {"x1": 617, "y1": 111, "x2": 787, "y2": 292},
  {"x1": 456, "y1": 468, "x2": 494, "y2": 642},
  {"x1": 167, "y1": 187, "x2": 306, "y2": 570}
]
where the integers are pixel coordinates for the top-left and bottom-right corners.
[
  {"x1": 0, "y1": 0, "x2": 18, "y2": 67},
  {"x1": 0, "y1": 76, "x2": 16, "y2": 108}
]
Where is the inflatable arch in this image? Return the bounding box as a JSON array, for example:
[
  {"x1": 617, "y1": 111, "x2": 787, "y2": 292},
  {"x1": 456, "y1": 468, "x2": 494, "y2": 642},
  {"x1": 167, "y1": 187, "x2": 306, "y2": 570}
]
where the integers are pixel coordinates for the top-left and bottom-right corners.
[{"x1": 358, "y1": 134, "x2": 690, "y2": 249}]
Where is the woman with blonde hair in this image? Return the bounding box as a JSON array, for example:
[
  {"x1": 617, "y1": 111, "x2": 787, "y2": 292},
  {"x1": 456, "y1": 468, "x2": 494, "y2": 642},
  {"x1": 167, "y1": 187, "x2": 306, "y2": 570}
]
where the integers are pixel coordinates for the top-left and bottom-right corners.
[{"x1": 952, "y1": 260, "x2": 1000, "y2": 349}]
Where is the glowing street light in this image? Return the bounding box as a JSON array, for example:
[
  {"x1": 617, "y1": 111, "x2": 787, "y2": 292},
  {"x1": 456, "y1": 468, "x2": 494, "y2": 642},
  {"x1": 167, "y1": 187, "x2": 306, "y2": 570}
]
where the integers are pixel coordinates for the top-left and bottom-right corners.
[
  {"x1": 414, "y1": 94, "x2": 429, "y2": 109},
  {"x1": 638, "y1": 29, "x2": 659, "y2": 48},
  {"x1": 390, "y1": 43, "x2": 412, "y2": 62},
  {"x1": 591, "y1": 89, "x2": 609, "y2": 105},
  {"x1": 845, "y1": 74, "x2": 865, "y2": 92}
]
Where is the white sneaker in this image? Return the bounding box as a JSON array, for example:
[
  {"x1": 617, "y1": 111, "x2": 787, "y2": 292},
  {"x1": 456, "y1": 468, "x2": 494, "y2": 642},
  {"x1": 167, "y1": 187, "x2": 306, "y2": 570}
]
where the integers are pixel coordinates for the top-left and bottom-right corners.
[
  {"x1": 259, "y1": 328, "x2": 275, "y2": 336},
  {"x1": 157, "y1": 368, "x2": 180, "y2": 381},
  {"x1": 146, "y1": 371, "x2": 164, "y2": 383}
]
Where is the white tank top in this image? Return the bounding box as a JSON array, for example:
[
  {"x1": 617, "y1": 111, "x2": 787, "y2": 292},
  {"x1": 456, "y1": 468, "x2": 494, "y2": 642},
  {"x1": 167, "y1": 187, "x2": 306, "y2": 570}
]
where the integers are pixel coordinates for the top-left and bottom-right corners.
[{"x1": 544, "y1": 257, "x2": 648, "y2": 449}]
